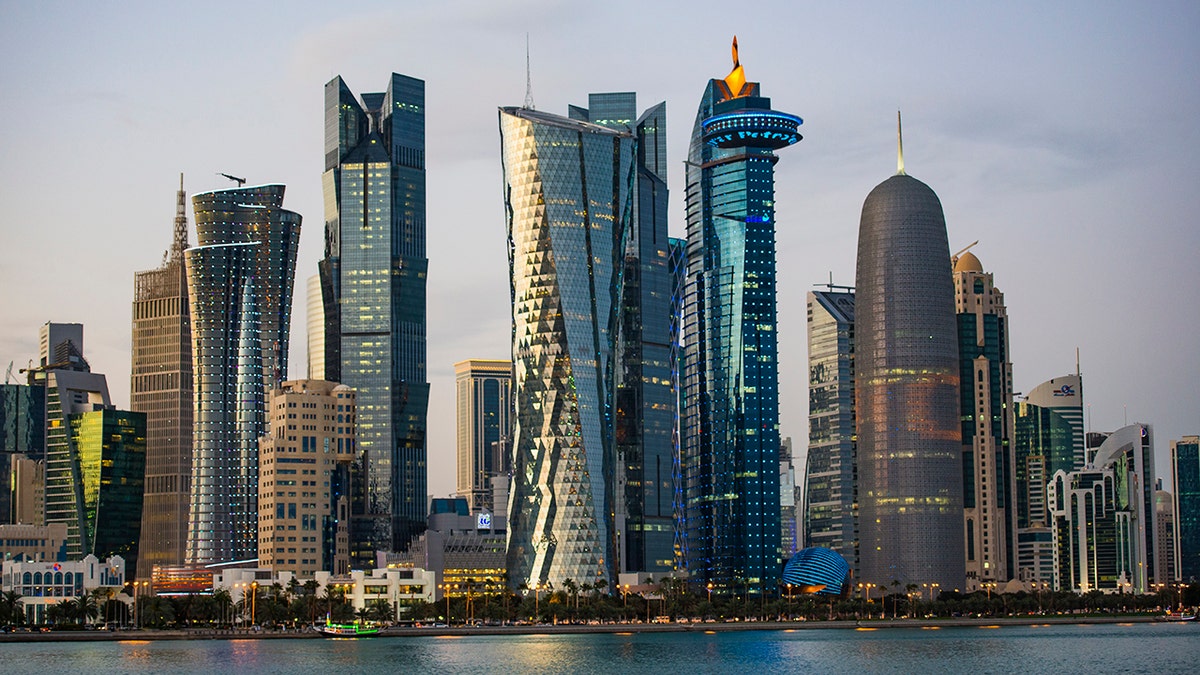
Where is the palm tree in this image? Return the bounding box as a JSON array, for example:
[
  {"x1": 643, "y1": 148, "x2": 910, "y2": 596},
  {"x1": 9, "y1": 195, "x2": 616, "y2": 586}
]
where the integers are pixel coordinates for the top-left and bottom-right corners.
[
  {"x1": 72, "y1": 592, "x2": 100, "y2": 626},
  {"x1": 0, "y1": 590, "x2": 24, "y2": 627},
  {"x1": 213, "y1": 589, "x2": 234, "y2": 626},
  {"x1": 366, "y1": 599, "x2": 394, "y2": 624},
  {"x1": 905, "y1": 583, "x2": 919, "y2": 617},
  {"x1": 563, "y1": 579, "x2": 578, "y2": 610}
]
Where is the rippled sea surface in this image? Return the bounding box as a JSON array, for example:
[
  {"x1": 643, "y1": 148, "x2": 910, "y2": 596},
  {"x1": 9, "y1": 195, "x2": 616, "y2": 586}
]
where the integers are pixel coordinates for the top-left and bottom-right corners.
[{"x1": 4, "y1": 622, "x2": 1198, "y2": 674}]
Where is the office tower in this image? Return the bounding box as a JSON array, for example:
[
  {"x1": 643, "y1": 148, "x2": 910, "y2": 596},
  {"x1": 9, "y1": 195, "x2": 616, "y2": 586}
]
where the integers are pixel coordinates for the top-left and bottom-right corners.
[
  {"x1": 131, "y1": 175, "x2": 193, "y2": 579},
  {"x1": 570, "y1": 93, "x2": 675, "y2": 575},
  {"x1": 186, "y1": 184, "x2": 301, "y2": 565},
  {"x1": 953, "y1": 249, "x2": 1014, "y2": 587},
  {"x1": 306, "y1": 274, "x2": 325, "y2": 380},
  {"x1": 499, "y1": 101, "x2": 634, "y2": 590},
  {"x1": 1, "y1": 382, "x2": 45, "y2": 524},
  {"x1": 454, "y1": 360, "x2": 512, "y2": 513},
  {"x1": 855, "y1": 116, "x2": 964, "y2": 592},
  {"x1": 320, "y1": 74, "x2": 429, "y2": 560},
  {"x1": 804, "y1": 288, "x2": 857, "y2": 574},
  {"x1": 1048, "y1": 423, "x2": 1156, "y2": 592},
  {"x1": 258, "y1": 380, "x2": 356, "y2": 577},
  {"x1": 10, "y1": 455, "x2": 44, "y2": 525},
  {"x1": 681, "y1": 39, "x2": 802, "y2": 594},
  {"x1": 1013, "y1": 374, "x2": 1084, "y2": 584},
  {"x1": 1172, "y1": 435, "x2": 1200, "y2": 580},
  {"x1": 780, "y1": 437, "x2": 798, "y2": 556},
  {"x1": 66, "y1": 409, "x2": 146, "y2": 569},
  {"x1": 39, "y1": 323, "x2": 84, "y2": 368},
  {"x1": 1155, "y1": 487, "x2": 1176, "y2": 584},
  {"x1": 668, "y1": 236, "x2": 687, "y2": 569}
]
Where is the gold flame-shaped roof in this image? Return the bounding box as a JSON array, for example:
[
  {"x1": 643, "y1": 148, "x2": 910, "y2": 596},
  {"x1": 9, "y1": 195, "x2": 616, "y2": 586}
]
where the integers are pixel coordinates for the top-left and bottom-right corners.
[{"x1": 723, "y1": 36, "x2": 749, "y2": 99}]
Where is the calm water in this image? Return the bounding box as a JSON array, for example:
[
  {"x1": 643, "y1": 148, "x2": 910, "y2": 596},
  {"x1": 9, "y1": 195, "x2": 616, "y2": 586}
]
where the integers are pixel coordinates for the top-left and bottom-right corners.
[{"x1": 3, "y1": 623, "x2": 1197, "y2": 674}]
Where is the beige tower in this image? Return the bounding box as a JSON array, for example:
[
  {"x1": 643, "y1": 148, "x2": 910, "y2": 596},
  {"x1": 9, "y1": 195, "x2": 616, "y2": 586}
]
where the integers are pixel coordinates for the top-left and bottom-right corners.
[
  {"x1": 131, "y1": 175, "x2": 193, "y2": 579},
  {"x1": 454, "y1": 359, "x2": 512, "y2": 512},
  {"x1": 953, "y1": 248, "x2": 1013, "y2": 588},
  {"x1": 258, "y1": 380, "x2": 356, "y2": 577}
]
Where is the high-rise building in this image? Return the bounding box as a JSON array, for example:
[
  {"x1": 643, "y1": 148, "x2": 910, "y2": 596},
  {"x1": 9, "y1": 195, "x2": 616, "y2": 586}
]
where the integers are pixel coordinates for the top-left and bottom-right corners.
[
  {"x1": 1, "y1": 382, "x2": 44, "y2": 524},
  {"x1": 804, "y1": 289, "x2": 857, "y2": 574},
  {"x1": 65, "y1": 409, "x2": 146, "y2": 569},
  {"x1": 306, "y1": 274, "x2": 325, "y2": 381},
  {"x1": 454, "y1": 360, "x2": 512, "y2": 513},
  {"x1": 681, "y1": 39, "x2": 802, "y2": 595},
  {"x1": 258, "y1": 380, "x2": 356, "y2": 578},
  {"x1": 39, "y1": 323, "x2": 84, "y2": 369},
  {"x1": 320, "y1": 74, "x2": 429, "y2": 561},
  {"x1": 499, "y1": 102, "x2": 634, "y2": 590},
  {"x1": 132, "y1": 175, "x2": 193, "y2": 579},
  {"x1": 185, "y1": 184, "x2": 301, "y2": 565},
  {"x1": 1155, "y1": 487, "x2": 1177, "y2": 584},
  {"x1": 1172, "y1": 435, "x2": 1200, "y2": 580},
  {"x1": 1012, "y1": 375, "x2": 1083, "y2": 585},
  {"x1": 855, "y1": 116, "x2": 964, "y2": 592},
  {"x1": 668, "y1": 236, "x2": 687, "y2": 569},
  {"x1": 569, "y1": 93, "x2": 675, "y2": 575},
  {"x1": 953, "y1": 249, "x2": 1014, "y2": 588},
  {"x1": 1049, "y1": 423, "x2": 1157, "y2": 592},
  {"x1": 779, "y1": 437, "x2": 798, "y2": 556}
]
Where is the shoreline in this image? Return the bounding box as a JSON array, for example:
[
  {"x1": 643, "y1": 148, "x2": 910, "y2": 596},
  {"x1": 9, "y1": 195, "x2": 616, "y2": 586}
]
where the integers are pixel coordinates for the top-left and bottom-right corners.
[{"x1": 0, "y1": 614, "x2": 1169, "y2": 643}]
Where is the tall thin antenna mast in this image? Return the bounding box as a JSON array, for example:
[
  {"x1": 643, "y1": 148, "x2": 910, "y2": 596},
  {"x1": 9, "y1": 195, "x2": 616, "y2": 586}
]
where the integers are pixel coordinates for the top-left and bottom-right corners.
[
  {"x1": 896, "y1": 110, "x2": 906, "y2": 175},
  {"x1": 171, "y1": 172, "x2": 188, "y2": 261},
  {"x1": 524, "y1": 33, "x2": 535, "y2": 110}
]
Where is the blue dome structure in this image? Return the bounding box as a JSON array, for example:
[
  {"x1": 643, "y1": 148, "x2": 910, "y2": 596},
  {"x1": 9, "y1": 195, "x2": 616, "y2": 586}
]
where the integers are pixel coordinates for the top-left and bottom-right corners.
[{"x1": 782, "y1": 547, "x2": 851, "y2": 597}]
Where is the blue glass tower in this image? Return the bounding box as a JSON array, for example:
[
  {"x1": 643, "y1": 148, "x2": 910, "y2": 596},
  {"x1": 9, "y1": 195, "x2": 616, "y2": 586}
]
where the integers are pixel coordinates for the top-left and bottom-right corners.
[
  {"x1": 681, "y1": 39, "x2": 802, "y2": 594},
  {"x1": 321, "y1": 74, "x2": 429, "y2": 561}
]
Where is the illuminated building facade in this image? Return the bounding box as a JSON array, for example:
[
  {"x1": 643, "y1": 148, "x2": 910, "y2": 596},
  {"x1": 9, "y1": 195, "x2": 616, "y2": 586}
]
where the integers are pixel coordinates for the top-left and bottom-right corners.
[
  {"x1": 570, "y1": 93, "x2": 676, "y2": 574},
  {"x1": 804, "y1": 289, "x2": 857, "y2": 575},
  {"x1": 953, "y1": 250, "x2": 1013, "y2": 588},
  {"x1": 1048, "y1": 423, "x2": 1157, "y2": 593},
  {"x1": 855, "y1": 118, "x2": 964, "y2": 592},
  {"x1": 1172, "y1": 435, "x2": 1200, "y2": 580},
  {"x1": 781, "y1": 546, "x2": 851, "y2": 597},
  {"x1": 185, "y1": 183, "x2": 301, "y2": 566},
  {"x1": 1, "y1": 382, "x2": 44, "y2": 525},
  {"x1": 320, "y1": 74, "x2": 429, "y2": 561},
  {"x1": 668, "y1": 236, "x2": 687, "y2": 569},
  {"x1": 132, "y1": 175, "x2": 193, "y2": 579},
  {"x1": 258, "y1": 380, "x2": 356, "y2": 578},
  {"x1": 1155, "y1": 488, "x2": 1176, "y2": 584},
  {"x1": 681, "y1": 39, "x2": 801, "y2": 595},
  {"x1": 454, "y1": 359, "x2": 512, "y2": 513},
  {"x1": 499, "y1": 103, "x2": 634, "y2": 590}
]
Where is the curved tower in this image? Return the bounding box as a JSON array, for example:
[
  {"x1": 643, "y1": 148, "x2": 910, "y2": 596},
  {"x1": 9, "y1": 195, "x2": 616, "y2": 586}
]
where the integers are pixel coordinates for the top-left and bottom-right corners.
[
  {"x1": 855, "y1": 116, "x2": 964, "y2": 592},
  {"x1": 681, "y1": 38, "x2": 801, "y2": 594}
]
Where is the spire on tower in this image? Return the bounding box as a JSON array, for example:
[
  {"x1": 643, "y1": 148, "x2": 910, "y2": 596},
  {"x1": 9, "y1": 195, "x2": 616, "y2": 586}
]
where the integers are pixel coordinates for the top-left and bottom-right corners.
[
  {"x1": 170, "y1": 173, "x2": 188, "y2": 261},
  {"x1": 897, "y1": 110, "x2": 906, "y2": 175},
  {"x1": 524, "y1": 33, "x2": 535, "y2": 110}
]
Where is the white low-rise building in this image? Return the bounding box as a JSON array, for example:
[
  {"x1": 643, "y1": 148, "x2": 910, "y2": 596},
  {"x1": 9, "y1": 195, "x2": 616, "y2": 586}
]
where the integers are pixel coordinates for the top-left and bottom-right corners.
[
  {"x1": 1, "y1": 554, "x2": 127, "y2": 624},
  {"x1": 315, "y1": 567, "x2": 436, "y2": 616}
]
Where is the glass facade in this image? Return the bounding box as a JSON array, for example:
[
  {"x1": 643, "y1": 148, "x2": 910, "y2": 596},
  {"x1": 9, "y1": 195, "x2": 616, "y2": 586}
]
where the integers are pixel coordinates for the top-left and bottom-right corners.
[
  {"x1": 668, "y1": 237, "x2": 687, "y2": 569},
  {"x1": 782, "y1": 546, "x2": 851, "y2": 597},
  {"x1": 682, "y1": 53, "x2": 800, "y2": 594},
  {"x1": 500, "y1": 105, "x2": 634, "y2": 590},
  {"x1": 42, "y1": 369, "x2": 111, "y2": 558},
  {"x1": 454, "y1": 360, "x2": 513, "y2": 512},
  {"x1": 184, "y1": 241, "x2": 261, "y2": 564},
  {"x1": 1, "y1": 383, "x2": 45, "y2": 525},
  {"x1": 855, "y1": 172, "x2": 964, "y2": 592},
  {"x1": 1023, "y1": 375, "x2": 1085, "y2": 468},
  {"x1": 953, "y1": 252, "x2": 1013, "y2": 587},
  {"x1": 1172, "y1": 436, "x2": 1200, "y2": 580},
  {"x1": 69, "y1": 409, "x2": 146, "y2": 571},
  {"x1": 804, "y1": 290, "x2": 857, "y2": 576},
  {"x1": 321, "y1": 74, "x2": 429, "y2": 561},
  {"x1": 131, "y1": 177, "x2": 193, "y2": 578}
]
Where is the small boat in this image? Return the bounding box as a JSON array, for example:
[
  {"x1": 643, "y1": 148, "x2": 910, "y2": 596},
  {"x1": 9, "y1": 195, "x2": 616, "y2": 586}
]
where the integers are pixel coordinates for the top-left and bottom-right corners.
[
  {"x1": 1162, "y1": 613, "x2": 1196, "y2": 622},
  {"x1": 315, "y1": 620, "x2": 382, "y2": 637}
]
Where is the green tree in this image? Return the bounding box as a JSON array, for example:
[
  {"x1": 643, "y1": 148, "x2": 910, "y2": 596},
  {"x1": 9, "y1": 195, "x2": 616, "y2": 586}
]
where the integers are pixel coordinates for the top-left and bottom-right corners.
[
  {"x1": 72, "y1": 592, "x2": 101, "y2": 626},
  {"x1": 0, "y1": 590, "x2": 24, "y2": 627}
]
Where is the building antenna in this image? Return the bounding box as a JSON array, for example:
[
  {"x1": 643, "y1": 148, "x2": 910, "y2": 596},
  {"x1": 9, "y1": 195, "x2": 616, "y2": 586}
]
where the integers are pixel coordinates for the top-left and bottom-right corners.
[
  {"x1": 524, "y1": 33, "x2": 535, "y2": 110},
  {"x1": 171, "y1": 172, "x2": 188, "y2": 261},
  {"x1": 896, "y1": 110, "x2": 906, "y2": 175}
]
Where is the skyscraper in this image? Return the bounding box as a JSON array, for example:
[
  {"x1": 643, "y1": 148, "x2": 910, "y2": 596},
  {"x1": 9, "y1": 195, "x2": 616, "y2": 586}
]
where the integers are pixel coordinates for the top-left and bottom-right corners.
[
  {"x1": 1155, "y1": 487, "x2": 1177, "y2": 584},
  {"x1": 1023, "y1": 375, "x2": 1085, "y2": 468},
  {"x1": 320, "y1": 74, "x2": 429, "y2": 561},
  {"x1": 681, "y1": 39, "x2": 802, "y2": 594},
  {"x1": 855, "y1": 116, "x2": 964, "y2": 592},
  {"x1": 1172, "y1": 435, "x2": 1200, "y2": 580},
  {"x1": 499, "y1": 103, "x2": 634, "y2": 590},
  {"x1": 132, "y1": 175, "x2": 193, "y2": 579},
  {"x1": 186, "y1": 184, "x2": 301, "y2": 565},
  {"x1": 1, "y1": 382, "x2": 44, "y2": 525},
  {"x1": 454, "y1": 359, "x2": 512, "y2": 513},
  {"x1": 804, "y1": 288, "x2": 857, "y2": 574},
  {"x1": 569, "y1": 93, "x2": 675, "y2": 575},
  {"x1": 953, "y1": 249, "x2": 1014, "y2": 588},
  {"x1": 668, "y1": 236, "x2": 687, "y2": 569}
]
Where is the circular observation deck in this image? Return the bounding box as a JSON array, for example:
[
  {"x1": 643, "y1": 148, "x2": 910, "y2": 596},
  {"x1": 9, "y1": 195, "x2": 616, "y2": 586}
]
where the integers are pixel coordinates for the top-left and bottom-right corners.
[{"x1": 702, "y1": 109, "x2": 803, "y2": 149}]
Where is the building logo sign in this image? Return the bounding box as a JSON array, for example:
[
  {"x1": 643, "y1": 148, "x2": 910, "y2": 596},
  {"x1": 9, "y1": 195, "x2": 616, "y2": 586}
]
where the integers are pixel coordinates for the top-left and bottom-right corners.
[{"x1": 1052, "y1": 385, "x2": 1075, "y2": 397}]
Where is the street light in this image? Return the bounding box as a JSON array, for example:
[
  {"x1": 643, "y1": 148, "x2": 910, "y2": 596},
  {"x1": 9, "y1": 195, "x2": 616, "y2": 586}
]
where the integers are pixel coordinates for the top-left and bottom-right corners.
[
  {"x1": 707, "y1": 583, "x2": 713, "y2": 604},
  {"x1": 250, "y1": 581, "x2": 258, "y2": 626}
]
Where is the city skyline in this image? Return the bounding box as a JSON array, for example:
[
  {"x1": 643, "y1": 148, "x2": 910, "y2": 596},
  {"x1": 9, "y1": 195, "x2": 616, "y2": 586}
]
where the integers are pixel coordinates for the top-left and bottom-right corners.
[{"x1": 1, "y1": 1, "x2": 1197, "y2": 501}]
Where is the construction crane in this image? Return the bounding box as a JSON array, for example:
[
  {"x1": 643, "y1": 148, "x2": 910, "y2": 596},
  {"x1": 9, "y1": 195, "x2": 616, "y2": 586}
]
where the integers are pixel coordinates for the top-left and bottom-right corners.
[
  {"x1": 951, "y1": 240, "x2": 979, "y2": 264},
  {"x1": 218, "y1": 172, "x2": 247, "y2": 187}
]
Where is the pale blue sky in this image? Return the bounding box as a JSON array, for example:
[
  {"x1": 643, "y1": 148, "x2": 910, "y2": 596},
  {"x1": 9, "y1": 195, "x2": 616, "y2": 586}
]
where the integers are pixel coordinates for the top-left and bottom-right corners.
[{"x1": 2, "y1": 0, "x2": 1197, "y2": 494}]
